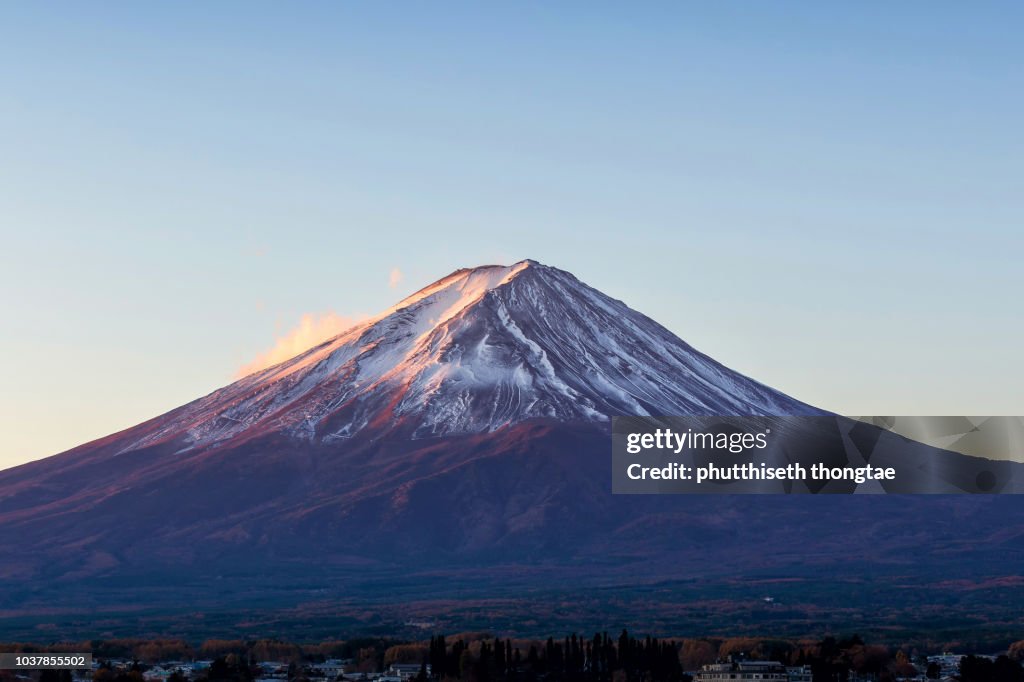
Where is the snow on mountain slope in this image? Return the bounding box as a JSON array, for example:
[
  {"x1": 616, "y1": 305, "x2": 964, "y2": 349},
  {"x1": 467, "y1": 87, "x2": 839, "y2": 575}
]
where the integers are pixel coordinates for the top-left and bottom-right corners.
[{"x1": 123, "y1": 260, "x2": 819, "y2": 453}]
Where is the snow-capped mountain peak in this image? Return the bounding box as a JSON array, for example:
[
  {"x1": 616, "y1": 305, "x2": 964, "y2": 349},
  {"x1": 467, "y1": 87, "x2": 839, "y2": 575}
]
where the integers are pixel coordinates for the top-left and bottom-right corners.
[{"x1": 124, "y1": 260, "x2": 817, "y2": 452}]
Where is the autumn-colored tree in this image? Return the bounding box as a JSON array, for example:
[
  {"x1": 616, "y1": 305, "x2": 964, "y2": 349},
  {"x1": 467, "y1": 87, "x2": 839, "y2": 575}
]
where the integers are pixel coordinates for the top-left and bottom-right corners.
[
  {"x1": 384, "y1": 644, "x2": 428, "y2": 666},
  {"x1": 847, "y1": 644, "x2": 891, "y2": 675},
  {"x1": 134, "y1": 640, "x2": 194, "y2": 663},
  {"x1": 249, "y1": 640, "x2": 303, "y2": 664},
  {"x1": 355, "y1": 647, "x2": 380, "y2": 673},
  {"x1": 891, "y1": 650, "x2": 917, "y2": 678},
  {"x1": 717, "y1": 638, "x2": 765, "y2": 661},
  {"x1": 200, "y1": 641, "x2": 247, "y2": 660},
  {"x1": 678, "y1": 640, "x2": 716, "y2": 671}
]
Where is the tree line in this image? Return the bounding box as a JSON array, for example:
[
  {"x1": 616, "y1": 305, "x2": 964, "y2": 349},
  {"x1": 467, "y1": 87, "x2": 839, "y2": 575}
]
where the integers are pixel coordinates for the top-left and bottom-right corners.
[
  {"x1": 427, "y1": 630, "x2": 683, "y2": 682},
  {"x1": 4, "y1": 632, "x2": 1024, "y2": 682}
]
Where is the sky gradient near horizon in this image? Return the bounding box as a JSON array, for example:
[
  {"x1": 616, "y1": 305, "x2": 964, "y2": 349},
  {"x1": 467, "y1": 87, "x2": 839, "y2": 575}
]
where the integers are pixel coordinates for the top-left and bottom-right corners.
[{"x1": 2, "y1": 3, "x2": 1022, "y2": 469}]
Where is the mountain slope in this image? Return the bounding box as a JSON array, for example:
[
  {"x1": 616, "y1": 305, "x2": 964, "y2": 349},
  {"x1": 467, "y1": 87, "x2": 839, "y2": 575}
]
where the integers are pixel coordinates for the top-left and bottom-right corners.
[
  {"x1": 1, "y1": 260, "x2": 1021, "y2": 641},
  {"x1": 0, "y1": 260, "x2": 818, "y2": 565}
]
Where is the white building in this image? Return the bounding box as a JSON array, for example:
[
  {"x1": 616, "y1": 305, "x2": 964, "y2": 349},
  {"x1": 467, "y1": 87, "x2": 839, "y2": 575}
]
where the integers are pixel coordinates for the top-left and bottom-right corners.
[
  {"x1": 313, "y1": 660, "x2": 347, "y2": 679},
  {"x1": 387, "y1": 664, "x2": 429, "y2": 680},
  {"x1": 786, "y1": 665, "x2": 812, "y2": 682}
]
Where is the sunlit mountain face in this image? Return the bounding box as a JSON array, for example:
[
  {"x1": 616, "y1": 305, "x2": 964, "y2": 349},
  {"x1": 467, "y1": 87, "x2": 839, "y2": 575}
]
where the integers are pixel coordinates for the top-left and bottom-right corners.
[
  {"x1": 0, "y1": 261, "x2": 1021, "y2": 642},
  {"x1": 110, "y1": 259, "x2": 817, "y2": 456}
]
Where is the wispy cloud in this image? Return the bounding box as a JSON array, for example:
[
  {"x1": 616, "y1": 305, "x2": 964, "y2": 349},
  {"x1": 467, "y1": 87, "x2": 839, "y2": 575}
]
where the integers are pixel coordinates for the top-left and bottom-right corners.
[
  {"x1": 388, "y1": 267, "x2": 404, "y2": 289},
  {"x1": 237, "y1": 312, "x2": 363, "y2": 378}
]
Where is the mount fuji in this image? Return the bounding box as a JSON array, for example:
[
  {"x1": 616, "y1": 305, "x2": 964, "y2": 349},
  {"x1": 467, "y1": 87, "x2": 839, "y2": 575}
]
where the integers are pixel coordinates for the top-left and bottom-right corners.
[{"x1": 0, "y1": 260, "x2": 1021, "y2": 640}]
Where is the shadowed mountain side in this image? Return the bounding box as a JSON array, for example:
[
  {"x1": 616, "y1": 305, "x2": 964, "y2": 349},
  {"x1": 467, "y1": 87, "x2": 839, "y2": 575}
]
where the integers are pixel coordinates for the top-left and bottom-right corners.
[{"x1": 2, "y1": 420, "x2": 1023, "y2": 586}]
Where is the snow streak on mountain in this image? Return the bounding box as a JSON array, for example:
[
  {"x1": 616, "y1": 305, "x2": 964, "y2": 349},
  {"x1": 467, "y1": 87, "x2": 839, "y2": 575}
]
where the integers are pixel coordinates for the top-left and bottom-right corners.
[{"x1": 125, "y1": 260, "x2": 818, "y2": 454}]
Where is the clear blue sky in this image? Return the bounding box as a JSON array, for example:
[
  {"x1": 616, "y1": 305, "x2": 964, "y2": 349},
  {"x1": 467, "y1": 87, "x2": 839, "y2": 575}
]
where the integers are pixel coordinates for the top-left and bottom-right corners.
[{"x1": 2, "y1": 3, "x2": 1021, "y2": 468}]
